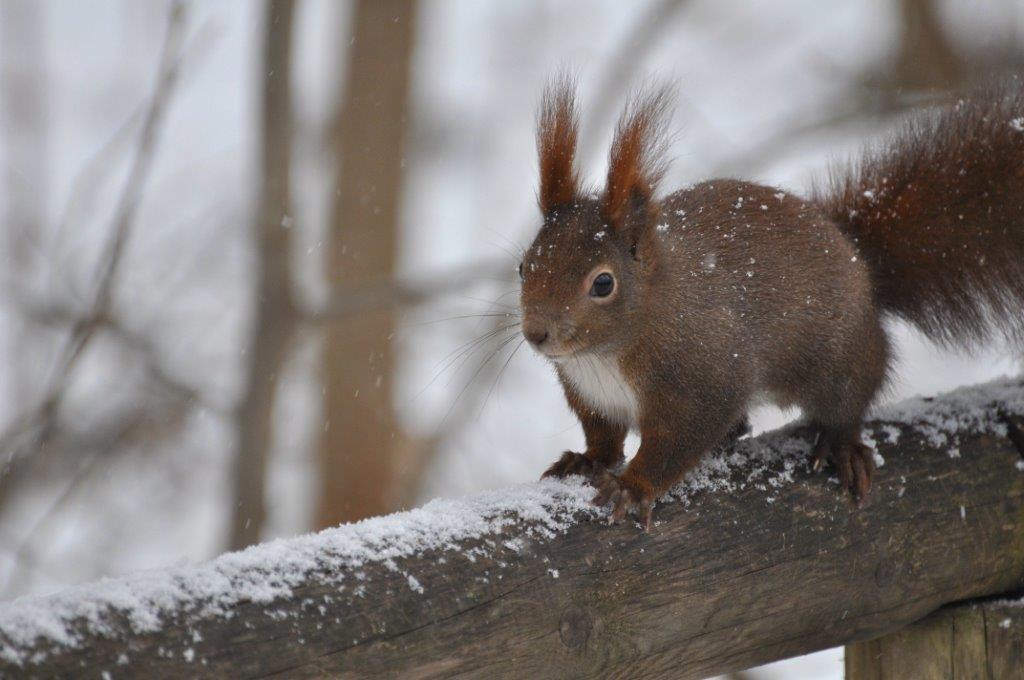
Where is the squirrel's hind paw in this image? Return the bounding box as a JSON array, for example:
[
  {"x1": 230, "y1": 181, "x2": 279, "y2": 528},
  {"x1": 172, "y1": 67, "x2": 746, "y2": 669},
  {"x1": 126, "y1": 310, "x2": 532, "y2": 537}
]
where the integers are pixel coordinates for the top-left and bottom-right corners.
[{"x1": 811, "y1": 437, "x2": 875, "y2": 505}]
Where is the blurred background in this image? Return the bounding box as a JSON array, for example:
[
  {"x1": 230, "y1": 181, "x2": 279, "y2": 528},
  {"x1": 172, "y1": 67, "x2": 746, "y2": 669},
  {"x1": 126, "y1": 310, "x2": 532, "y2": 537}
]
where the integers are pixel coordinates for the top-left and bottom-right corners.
[{"x1": 0, "y1": 0, "x2": 1022, "y2": 677}]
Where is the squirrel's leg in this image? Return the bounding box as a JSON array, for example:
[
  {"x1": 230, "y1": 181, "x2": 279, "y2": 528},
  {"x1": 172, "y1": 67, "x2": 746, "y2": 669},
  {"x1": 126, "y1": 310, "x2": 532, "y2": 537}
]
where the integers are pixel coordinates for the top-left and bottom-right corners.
[
  {"x1": 593, "y1": 391, "x2": 743, "y2": 530},
  {"x1": 725, "y1": 415, "x2": 751, "y2": 443},
  {"x1": 803, "y1": 315, "x2": 889, "y2": 504},
  {"x1": 542, "y1": 388, "x2": 626, "y2": 480}
]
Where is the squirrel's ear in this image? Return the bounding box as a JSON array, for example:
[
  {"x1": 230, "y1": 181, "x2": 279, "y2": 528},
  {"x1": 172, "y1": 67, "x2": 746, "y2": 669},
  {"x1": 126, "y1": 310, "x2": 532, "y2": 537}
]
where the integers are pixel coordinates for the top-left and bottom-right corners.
[
  {"x1": 602, "y1": 84, "x2": 673, "y2": 231},
  {"x1": 536, "y1": 74, "x2": 581, "y2": 214}
]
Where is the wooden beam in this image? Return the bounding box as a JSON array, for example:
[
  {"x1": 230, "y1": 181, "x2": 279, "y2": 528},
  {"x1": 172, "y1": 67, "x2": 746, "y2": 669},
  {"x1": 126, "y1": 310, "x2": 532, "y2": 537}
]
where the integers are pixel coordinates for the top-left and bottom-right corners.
[
  {"x1": 1, "y1": 380, "x2": 1023, "y2": 679},
  {"x1": 845, "y1": 596, "x2": 1024, "y2": 679}
]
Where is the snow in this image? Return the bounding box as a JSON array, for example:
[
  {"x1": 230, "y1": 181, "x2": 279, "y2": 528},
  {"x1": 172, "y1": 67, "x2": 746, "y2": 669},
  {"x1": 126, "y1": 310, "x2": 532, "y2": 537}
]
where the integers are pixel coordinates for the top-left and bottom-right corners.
[
  {"x1": 0, "y1": 377, "x2": 1021, "y2": 665},
  {"x1": 872, "y1": 378, "x2": 1024, "y2": 452},
  {"x1": 0, "y1": 479, "x2": 600, "y2": 664},
  {"x1": 880, "y1": 425, "x2": 902, "y2": 445}
]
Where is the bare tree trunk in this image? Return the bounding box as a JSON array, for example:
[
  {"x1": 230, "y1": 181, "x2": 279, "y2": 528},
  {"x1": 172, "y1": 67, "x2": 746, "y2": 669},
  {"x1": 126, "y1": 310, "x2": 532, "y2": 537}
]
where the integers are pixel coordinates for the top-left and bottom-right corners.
[
  {"x1": 229, "y1": 0, "x2": 297, "y2": 550},
  {"x1": 893, "y1": 0, "x2": 964, "y2": 91},
  {"x1": 0, "y1": 0, "x2": 48, "y2": 405},
  {"x1": 318, "y1": 0, "x2": 416, "y2": 527}
]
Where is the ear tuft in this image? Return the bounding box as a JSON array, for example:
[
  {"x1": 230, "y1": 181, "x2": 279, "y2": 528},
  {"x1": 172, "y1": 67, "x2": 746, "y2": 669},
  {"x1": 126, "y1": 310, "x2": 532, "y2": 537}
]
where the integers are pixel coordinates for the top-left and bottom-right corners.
[
  {"x1": 536, "y1": 73, "x2": 581, "y2": 214},
  {"x1": 602, "y1": 84, "x2": 674, "y2": 228}
]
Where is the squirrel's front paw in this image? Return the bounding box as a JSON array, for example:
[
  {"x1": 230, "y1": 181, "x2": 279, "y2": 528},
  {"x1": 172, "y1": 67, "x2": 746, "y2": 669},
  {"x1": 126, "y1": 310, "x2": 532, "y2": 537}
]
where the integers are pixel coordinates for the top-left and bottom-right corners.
[
  {"x1": 592, "y1": 471, "x2": 654, "y2": 531},
  {"x1": 541, "y1": 451, "x2": 608, "y2": 481}
]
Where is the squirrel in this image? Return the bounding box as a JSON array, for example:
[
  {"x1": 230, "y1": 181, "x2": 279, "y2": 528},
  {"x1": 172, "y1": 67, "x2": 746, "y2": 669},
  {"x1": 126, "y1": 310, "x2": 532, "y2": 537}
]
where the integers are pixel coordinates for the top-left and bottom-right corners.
[{"x1": 519, "y1": 75, "x2": 1024, "y2": 530}]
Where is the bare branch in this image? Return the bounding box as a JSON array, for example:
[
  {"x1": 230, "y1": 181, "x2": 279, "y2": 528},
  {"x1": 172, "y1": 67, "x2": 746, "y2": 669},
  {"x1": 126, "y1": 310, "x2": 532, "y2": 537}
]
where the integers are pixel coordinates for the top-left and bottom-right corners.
[
  {"x1": 305, "y1": 258, "x2": 510, "y2": 322},
  {"x1": 0, "y1": 0, "x2": 191, "y2": 471}
]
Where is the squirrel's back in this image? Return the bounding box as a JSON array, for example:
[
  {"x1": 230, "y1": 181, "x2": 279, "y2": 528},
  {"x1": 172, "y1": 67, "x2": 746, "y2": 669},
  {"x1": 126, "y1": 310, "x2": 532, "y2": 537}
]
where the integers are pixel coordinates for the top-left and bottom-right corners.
[{"x1": 819, "y1": 79, "x2": 1024, "y2": 349}]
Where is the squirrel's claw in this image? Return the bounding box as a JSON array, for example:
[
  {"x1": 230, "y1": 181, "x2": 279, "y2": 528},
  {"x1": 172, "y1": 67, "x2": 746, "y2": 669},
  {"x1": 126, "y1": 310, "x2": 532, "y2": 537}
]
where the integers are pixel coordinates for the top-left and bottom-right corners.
[
  {"x1": 810, "y1": 446, "x2": 826, "y2": 473},
  {"x1": 541, "y1": 451, "x2": 606, "y2": 481},
  {"x1": 592, "y1": 472, "x2": 654, "y2": 531},
  {"x1": 811, "y1": 437, "x2": 875, "y2": 505},
  {"x1": 848, "y1": 444, "x2": 875, "y2": 503}
]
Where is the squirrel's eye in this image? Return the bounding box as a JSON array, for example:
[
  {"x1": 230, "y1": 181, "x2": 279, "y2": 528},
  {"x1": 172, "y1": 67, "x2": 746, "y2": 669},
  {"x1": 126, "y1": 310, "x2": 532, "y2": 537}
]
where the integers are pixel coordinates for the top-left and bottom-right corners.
[
  {"x1": 590, "y1": 272, "x2": 615, "y2": 298},
  {"x1": 517, "y1": 262, "x2": 524, "y2": 281}
]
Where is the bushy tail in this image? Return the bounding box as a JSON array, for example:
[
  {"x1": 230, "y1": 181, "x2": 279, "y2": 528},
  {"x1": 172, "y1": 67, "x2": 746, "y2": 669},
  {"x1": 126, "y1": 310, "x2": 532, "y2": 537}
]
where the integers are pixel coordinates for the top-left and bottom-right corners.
[{"x1": 819, "y1": 79, "x2": 1024, "y2": 349}]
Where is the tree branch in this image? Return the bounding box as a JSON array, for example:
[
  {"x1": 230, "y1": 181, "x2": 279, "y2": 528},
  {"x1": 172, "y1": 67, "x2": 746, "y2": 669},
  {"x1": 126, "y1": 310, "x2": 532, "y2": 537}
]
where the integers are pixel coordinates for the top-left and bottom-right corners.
[{"x1": 0, "y1": 0, "x2": 190, "y2": 473}]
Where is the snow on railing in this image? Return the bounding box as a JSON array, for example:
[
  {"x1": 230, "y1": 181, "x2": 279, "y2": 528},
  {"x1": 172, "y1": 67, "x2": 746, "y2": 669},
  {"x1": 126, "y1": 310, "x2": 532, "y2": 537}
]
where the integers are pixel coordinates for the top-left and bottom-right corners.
[{"x1": 1, "y1": 378, "x2": 1023, "y2": 678}]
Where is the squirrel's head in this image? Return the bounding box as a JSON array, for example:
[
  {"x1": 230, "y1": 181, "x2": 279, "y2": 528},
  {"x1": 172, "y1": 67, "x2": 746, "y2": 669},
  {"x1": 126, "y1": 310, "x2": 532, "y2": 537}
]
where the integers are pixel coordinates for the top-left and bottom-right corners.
[{"x1": 519, "y1": 75, "x2": 672, "y2": 361}]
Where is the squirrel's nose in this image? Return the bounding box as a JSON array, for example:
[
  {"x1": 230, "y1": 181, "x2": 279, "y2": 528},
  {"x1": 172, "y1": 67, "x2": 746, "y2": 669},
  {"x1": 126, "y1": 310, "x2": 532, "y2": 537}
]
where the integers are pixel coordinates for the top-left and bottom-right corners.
[{"x1": 523, "y1": 321, "x2": 549, "y2": 347}]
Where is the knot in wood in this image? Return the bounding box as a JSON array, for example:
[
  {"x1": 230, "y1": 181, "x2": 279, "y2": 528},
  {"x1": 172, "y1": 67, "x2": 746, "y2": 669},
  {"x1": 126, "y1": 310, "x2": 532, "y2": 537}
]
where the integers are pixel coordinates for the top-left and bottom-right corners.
[
  {"x1": 559, "y1": 607, "x2": 592, "y2": 648},
  {"x1": 874, "y1": 555, "x2": 897, "y2": 588}
]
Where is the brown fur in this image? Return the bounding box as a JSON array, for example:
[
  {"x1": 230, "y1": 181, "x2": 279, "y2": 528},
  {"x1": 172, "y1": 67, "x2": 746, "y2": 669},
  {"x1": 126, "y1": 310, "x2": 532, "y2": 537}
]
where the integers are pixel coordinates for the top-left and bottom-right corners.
[
  {"x1": 602, "y1": 84, "x2": 674, "y2": 231},
  {"x1": 536, "y1": 73, "x2": 581, "y2": 214},
  {"x1": 526, "y1": 77, "x2": 1024, "y2": 529},
  {"x1": 817, "y1": 79, "x2": 1024, "y2": 349}
]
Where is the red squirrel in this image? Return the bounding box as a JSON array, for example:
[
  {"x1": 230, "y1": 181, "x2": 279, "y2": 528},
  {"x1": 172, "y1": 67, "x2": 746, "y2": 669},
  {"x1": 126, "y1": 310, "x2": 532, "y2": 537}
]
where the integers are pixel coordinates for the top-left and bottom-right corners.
[{"x1": 520, "y1": 75, "x2": 1024, "y2": 529}]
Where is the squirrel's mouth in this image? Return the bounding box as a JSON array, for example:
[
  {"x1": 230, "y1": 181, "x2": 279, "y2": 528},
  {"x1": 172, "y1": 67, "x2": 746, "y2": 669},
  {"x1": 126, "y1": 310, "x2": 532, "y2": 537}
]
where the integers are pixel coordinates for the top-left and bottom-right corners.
[
  {"x1": 532, "y1": 342, "x2": 577, "y2": 362},
  {"x1": 540, "y1": 340, "x2": 589, "y2": 362},
  {"x1": 544, "y1": 350, "x2": 574, "y2": 363}
]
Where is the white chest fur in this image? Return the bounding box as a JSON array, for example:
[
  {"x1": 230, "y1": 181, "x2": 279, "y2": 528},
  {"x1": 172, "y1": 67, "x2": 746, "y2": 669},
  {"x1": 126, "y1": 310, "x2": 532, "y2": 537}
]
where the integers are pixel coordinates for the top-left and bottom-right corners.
[{"x1": 558, "y1": 354, "x2": 640, "y2": 428}]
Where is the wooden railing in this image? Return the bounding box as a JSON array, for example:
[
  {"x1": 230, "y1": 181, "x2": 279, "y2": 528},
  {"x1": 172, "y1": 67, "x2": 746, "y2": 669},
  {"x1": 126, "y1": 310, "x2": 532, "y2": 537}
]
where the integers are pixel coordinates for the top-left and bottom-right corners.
[{"x1": 1, "y1": 379, "x2": 1022, "y2": 679}]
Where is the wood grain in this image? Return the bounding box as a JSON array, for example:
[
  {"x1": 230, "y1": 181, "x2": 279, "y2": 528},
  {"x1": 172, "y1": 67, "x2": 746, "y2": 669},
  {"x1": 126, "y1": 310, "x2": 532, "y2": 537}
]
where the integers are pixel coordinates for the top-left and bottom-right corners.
[
  {"x1": 4, "y1": 384, "x2": 1024, "y2": 679},
  {"x1": 846, "y1": 597, "x2": 1024, "y2": 679}
]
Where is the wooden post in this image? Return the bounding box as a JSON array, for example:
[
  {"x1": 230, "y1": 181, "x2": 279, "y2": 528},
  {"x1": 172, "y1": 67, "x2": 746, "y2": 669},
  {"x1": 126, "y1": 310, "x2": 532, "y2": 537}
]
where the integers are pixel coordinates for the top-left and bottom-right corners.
[{"x1": 845, "y1": 599, "x2": 1024, "y2": 680}]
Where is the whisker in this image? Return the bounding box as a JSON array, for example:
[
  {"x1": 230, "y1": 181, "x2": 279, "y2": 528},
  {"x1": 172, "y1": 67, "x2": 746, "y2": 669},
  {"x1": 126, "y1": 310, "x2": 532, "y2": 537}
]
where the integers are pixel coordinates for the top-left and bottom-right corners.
[
  {"x1": 440, "y1": 332, "x2": 521, "y2": 392},
  {"x1": 460, "y1": 294, "x2": 520, "y2": 311},
  {"x1": 432, "y1": 323, "x2": 520, "y2": 380},
  {"x1": 486, "y1": 240, "x2": 522, "y2": 260},
  {"x1": 479, "y1": 337, "x2": 527, "y2": 418},
  {"x1": 404, "y1": 312, "x2": 520, "y2": 328},
  {"x1": 414, "y1": 323, "x2": 520, "y2": 402},
  {"x1": 442, "y1": 331, "x2": 522, "y2": 424},
  {"x1": 486, "y1": 228, "x2": 527, "y2": 260}
]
